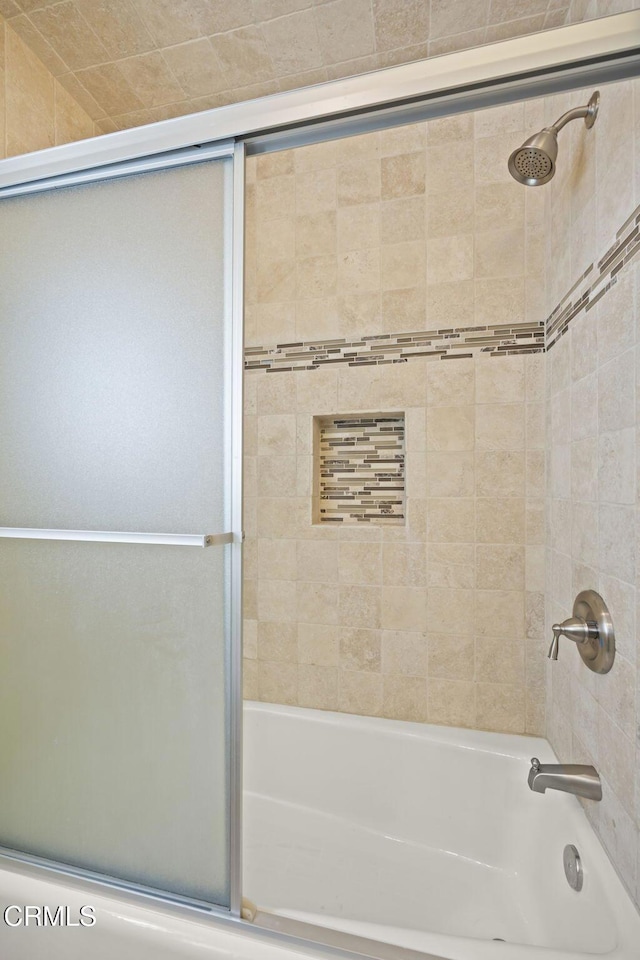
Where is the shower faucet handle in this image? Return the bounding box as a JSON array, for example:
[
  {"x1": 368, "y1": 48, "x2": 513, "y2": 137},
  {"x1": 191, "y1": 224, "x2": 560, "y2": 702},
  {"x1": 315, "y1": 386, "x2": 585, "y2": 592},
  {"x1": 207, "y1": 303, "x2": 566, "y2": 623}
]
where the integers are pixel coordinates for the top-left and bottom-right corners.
[
  {"x1": 547, "y1": 590, "x2": 615, "y2": 674},
  {"x1": 549, "y1": 616, "x2": 595, "y2": 659}
]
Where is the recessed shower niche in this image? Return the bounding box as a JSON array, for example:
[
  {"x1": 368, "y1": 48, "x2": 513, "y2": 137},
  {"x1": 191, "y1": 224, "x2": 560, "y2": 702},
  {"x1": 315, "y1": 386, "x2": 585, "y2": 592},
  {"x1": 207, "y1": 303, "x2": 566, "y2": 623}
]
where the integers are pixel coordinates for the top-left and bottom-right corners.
[{"x1": 313, "y1": 413, "x2": 406, "y2": 525}]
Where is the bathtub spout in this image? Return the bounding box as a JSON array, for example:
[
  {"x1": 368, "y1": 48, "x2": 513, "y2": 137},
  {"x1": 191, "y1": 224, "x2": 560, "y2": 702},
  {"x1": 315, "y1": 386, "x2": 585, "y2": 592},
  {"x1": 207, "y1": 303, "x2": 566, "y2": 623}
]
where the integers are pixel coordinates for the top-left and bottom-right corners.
[{"x1": 528, "y1": 757, "x2": 602, "y2": 801}]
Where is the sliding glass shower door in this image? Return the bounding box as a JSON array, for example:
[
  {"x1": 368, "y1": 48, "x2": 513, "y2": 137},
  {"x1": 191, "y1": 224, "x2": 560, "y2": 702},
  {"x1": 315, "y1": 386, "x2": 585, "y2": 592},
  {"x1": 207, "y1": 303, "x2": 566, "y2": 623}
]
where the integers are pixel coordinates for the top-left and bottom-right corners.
[{"x1": 0, "y1": 147, "x2": 241, "y2": 910}]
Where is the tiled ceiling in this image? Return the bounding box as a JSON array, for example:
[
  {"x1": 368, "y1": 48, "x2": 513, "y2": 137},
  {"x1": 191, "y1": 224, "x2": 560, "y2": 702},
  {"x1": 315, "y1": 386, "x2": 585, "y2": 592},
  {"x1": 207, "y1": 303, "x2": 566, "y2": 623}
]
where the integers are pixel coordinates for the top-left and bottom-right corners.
[{"x1": 0, "y1": 0, "x2": 621, "y2": 134}]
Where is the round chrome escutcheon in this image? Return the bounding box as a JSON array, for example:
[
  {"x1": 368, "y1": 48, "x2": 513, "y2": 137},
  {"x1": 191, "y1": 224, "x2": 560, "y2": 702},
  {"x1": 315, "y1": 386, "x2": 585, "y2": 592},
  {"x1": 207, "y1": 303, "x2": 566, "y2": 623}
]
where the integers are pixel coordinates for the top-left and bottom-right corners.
[
  {"x1": 573, "y1": 589, "x2": 615, "y2": 674},
  {"x1": 564, "y1": 844, "x2": 583, "y2": 892}
]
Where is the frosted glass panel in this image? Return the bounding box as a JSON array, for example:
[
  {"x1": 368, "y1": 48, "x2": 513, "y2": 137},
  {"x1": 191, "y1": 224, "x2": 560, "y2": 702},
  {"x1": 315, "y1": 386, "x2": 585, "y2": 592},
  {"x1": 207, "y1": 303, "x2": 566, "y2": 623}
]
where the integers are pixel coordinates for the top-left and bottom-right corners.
[
  {"x1": 0, "y1": 160, "x2": 229, "y2": 533},
  {"x1": 0, "y1": 538, "x2": 229, "y2": 905},
  {"x1": 0, "y1": 154, "x2": 235, "y2": 908}
]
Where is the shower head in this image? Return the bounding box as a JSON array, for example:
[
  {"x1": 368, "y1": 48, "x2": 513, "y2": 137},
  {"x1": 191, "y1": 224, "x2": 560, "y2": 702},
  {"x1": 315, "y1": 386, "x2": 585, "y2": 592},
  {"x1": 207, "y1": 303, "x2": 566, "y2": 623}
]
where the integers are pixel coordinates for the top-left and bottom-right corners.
[
  {"x1": 509, "y1": 129, "x2": 558, "y2": 186},
  {"x1": 508, "y1": 90, "x2": 599, "y2": 186}
]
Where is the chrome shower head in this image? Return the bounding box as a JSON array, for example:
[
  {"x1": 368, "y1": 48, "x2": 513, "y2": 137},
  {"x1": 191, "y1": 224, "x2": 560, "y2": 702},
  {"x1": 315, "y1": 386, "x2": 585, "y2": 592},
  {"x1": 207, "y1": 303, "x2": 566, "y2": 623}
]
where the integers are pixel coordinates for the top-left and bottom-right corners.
[
  {"x1": 508, "y1": 90, "x2": 599, "y2": 187},
  {"x1": 509, "y1": 128, "x2": 558, "y2": 186}
]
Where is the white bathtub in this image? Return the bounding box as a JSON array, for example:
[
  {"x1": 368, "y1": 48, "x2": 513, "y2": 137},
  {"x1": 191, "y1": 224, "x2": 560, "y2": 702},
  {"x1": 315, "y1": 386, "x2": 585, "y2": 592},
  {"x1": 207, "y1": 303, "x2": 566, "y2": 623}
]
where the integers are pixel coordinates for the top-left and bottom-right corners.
[
  {"x1": 1, "y1": 702, "x2": 638, "y2": 960},
  {"x1": 243, "y1": 702, "x2": 640, "y2": 960}
]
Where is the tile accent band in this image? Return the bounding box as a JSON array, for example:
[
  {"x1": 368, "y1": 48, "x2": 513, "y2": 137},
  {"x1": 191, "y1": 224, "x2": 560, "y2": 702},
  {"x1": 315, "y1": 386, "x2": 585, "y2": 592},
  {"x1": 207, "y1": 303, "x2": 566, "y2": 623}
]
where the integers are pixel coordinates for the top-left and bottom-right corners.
[
  {"x1": 245, "y1": 322, "x2": 544, "y2": 374},
  {"x1": 546, "y1": 200, "x2": 640, "y2": 350}
]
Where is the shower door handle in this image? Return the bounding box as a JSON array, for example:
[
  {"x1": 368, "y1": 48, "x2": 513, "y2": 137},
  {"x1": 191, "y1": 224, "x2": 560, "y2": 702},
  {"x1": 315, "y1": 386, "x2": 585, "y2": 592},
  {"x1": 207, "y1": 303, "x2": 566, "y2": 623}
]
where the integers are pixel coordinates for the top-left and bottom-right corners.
[{"x1": 0, "y1": 527, "x2": 236, "y2": 547}]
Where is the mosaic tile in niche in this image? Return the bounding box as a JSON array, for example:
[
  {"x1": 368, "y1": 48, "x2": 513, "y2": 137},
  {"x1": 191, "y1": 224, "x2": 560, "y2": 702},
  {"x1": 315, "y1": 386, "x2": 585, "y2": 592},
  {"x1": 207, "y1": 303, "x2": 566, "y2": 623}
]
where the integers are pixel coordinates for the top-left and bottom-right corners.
[{"x1": 315, "y1": 414, "x2": 405, "y2": 525}]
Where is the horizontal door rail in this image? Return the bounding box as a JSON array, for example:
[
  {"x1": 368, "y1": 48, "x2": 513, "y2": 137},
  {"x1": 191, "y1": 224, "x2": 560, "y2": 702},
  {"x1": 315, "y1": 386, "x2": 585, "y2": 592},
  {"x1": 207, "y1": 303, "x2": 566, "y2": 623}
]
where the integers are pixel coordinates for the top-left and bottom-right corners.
[
  {"x1": 0, "y1": 141, "x2": 235, "y2": 199},
  {"x1": 0, "y1": 528, "x2": 234, "y2": 547}
]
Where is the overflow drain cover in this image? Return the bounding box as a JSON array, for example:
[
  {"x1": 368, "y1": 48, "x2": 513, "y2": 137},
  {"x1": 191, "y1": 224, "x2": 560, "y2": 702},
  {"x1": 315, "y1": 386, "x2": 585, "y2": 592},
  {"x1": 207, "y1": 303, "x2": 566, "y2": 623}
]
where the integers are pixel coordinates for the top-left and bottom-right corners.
[{"x1": 563, "y1": 844, "x2": 583, "y2": 891}]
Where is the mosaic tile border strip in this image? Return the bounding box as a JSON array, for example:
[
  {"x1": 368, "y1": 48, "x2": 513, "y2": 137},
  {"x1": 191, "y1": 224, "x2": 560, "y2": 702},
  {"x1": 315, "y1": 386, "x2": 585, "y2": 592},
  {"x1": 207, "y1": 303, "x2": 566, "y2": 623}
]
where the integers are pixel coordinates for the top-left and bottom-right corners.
[
  {"x1": 546, "y1": 201, "x2": 640, "y2": 350},
  {"x1": 317, "y1": 415, "x2": 405, "y2": 525},
  {"x1": 245, "y1": 321, "x2": 544, "y2": 374}
]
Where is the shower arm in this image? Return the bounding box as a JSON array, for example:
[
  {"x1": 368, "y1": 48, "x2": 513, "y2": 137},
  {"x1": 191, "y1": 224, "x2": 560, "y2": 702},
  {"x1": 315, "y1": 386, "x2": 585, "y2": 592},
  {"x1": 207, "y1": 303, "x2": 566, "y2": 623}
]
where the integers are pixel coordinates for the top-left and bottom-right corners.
[
  {"x1": 549, "y1": 105, "x2": 591, "y2": 133},
  {"x1": 549, "y1": 92, "x2": 600, "y2": 134}
]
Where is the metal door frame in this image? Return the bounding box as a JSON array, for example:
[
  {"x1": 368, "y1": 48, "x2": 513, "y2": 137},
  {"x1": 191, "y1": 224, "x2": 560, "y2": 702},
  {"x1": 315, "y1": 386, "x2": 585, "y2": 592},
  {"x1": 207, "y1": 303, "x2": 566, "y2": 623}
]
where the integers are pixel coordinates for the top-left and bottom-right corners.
[{"x1": 0, "y1": 137, "x2": 245, "y2": 919}]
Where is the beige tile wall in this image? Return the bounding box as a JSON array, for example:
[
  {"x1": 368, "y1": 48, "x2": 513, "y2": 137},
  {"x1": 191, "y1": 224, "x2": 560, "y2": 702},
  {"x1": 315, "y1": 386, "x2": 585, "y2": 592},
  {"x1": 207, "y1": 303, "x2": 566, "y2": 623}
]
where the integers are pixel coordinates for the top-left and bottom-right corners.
[
  {"x1": 544, "y1": 79, "x2": 640, "y2": 908},
  {"x1": 243, "y1": 102, "x2": 548, "y2": 735},
  {"x1": 244, "y1": 102, "x2": 546, "y2": 346},
  {"x1": 0, "y1": 11, "x2": 96, "y2": 159}
]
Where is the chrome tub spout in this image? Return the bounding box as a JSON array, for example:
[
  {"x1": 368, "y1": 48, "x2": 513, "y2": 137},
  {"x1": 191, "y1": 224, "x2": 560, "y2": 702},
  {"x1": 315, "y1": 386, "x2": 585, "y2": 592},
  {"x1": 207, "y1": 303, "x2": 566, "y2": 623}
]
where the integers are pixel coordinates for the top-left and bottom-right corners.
[{"x1": 528, "y1": 757, "x2": 602, "y2": 801}]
